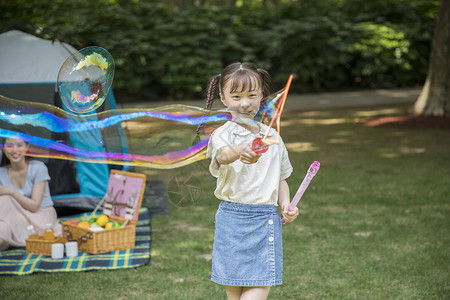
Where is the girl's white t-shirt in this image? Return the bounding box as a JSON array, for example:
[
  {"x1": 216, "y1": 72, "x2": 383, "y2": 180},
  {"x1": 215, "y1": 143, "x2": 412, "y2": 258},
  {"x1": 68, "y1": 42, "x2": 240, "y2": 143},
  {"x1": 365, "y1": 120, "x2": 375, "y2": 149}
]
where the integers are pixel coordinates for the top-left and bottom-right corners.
[{"x1": 207, "y1": 121, "x2": 293, "y2": 206}]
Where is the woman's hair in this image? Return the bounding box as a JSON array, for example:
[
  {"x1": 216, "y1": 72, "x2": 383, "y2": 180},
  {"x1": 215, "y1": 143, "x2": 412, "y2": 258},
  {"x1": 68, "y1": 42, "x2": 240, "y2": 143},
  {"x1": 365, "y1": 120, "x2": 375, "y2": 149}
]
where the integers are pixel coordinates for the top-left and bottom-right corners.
[
  {"x1": 0, "y1": 138, "x2": 6, "y2": 167},
  {"x1": 0, "y1": 151, "x2": 7, "y2": 167},
  {"x1": 194, "y1": 62, "x2": 271, "y2": 138}
]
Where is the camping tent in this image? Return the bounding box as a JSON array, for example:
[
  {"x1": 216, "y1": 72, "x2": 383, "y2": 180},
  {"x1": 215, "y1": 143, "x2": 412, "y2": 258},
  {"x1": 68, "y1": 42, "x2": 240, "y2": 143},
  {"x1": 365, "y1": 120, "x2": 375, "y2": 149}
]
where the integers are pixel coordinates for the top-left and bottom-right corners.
[
  {"x1": 0, "y1": 30, "x2": 77, "y2": 104},
  {"x1": 0, "y1": 30, "x2": 129, "y2": 214}
]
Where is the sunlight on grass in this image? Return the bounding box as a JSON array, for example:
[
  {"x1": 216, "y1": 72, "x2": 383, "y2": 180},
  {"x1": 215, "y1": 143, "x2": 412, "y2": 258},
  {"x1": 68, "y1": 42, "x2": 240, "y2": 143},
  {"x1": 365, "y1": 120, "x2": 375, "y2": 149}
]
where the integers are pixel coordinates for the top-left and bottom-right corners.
[
  {"x1": 285, "y1": 141, "x2": 319, "y2": 152},
  {"x1": 378, "y1": 145, "x2": 427, "y2": 158},
  {"x1": 176, "y1": 240, "x2": 202, "y2": 249},
  {"x1": 284, "y1": 117, "x2": 351, "y2": 126},
  {"x1": 302, "y1": 118, "x2": 351, "y2": 125},
  {"x1": 351, "y1": 107, "x2": 409, "y2": 118}
]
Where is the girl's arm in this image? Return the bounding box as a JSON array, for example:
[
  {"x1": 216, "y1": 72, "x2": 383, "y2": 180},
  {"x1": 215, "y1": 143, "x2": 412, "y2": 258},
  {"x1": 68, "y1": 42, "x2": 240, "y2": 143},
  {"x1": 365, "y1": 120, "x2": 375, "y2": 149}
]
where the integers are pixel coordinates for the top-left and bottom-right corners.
[
  {"x1": 215, "y1": 145, "x2": 261, "y2": 165},
  {"x1": 0, "y1": 181, "x2": 46, "y2": 212},
  {"x1": 279, "y1": 180, "x2": 299, "y2": 223}
]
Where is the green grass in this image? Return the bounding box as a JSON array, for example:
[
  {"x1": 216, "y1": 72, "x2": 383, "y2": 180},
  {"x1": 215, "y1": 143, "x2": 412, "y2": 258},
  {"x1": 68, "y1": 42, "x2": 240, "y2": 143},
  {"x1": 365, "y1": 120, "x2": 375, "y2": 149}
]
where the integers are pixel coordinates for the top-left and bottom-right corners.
[{"x1": 1, "y1": 105, "x2": 449, "y2": 299}]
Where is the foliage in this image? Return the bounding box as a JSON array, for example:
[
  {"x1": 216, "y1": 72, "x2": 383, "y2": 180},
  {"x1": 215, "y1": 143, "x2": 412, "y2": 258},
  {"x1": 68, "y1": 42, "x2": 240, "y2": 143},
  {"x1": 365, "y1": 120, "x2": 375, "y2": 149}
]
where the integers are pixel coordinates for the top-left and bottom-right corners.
[
  {"x1": 267, "y1": 0, "x2": 440, "y2": 92},
  {"x1": 0, "y1": 0, "x2": 441, "y2": 101}
]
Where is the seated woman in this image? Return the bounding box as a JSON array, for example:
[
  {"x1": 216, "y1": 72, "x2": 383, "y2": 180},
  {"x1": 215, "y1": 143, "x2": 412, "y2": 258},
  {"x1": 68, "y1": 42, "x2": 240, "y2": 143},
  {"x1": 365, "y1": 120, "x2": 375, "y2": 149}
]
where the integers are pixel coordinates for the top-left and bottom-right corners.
[{"x1": 0, "y1": 136, "x2": 61, "y2": 251}]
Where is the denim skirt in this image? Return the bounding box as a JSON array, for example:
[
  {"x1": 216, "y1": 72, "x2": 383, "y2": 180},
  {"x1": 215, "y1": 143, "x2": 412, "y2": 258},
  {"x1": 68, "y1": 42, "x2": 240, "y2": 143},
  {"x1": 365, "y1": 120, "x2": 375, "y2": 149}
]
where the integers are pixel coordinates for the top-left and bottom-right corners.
[{"x1": 211, "y1": 201, "x2": 283, "y2": 287}]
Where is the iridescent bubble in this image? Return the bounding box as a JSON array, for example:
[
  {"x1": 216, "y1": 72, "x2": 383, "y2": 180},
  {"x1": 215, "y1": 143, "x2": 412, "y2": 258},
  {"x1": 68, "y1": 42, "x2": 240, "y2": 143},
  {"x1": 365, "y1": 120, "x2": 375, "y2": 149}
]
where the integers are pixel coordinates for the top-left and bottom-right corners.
[
  {"x1": 0, "y1": 94, "x2": 230, "y2": 169},
  {"x1": 0, "y1": 76, "x2": 292, "y2": 169},
  {"x1": 57, "y1": 46, "x2": 114, "y2": 114}
]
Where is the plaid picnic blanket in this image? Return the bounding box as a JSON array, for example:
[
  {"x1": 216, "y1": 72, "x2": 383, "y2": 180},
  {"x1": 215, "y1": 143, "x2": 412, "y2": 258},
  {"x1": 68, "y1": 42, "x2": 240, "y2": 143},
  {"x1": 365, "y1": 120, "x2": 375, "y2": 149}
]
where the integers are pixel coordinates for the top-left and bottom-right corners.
[{"x1": 0, "y1": 207, "x2": 151, "y2": 275}]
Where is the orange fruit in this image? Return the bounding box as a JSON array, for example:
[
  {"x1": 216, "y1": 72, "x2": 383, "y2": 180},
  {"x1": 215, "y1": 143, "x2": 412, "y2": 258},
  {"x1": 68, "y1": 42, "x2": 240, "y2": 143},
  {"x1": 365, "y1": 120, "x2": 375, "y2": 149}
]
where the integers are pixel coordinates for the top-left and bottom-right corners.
[
  {"x1": 96, "y1": 215, "x2": 109, "y2": 227},
  {"x1": 78, "y1": 221, "x2": 90, "y2": 229},
  {"x1": 105, "y1": 222, "x2": 113, "y2": 229}
]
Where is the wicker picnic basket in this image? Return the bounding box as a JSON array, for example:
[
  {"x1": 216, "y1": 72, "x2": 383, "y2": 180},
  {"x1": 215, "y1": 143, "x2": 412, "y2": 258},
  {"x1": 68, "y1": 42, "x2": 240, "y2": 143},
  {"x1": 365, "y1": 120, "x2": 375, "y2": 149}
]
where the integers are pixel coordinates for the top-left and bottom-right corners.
[
  {"x1": 61, "y1": 170, "x2": 147, "y2": 254},
  {"x1": 26, "y1": 236, "x2": 64, "y2": 256}
]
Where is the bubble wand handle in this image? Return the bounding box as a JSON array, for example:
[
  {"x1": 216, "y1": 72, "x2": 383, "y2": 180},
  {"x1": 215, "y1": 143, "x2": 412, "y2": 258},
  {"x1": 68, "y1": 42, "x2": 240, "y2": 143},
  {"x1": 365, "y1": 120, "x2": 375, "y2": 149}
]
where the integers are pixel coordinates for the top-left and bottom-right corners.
[
  {"x1": 252, "y1": 74, "x2": 294, "y2": 154},
  {"x1": 281, "y1": 161, "x2": 320, "y2": 224}
]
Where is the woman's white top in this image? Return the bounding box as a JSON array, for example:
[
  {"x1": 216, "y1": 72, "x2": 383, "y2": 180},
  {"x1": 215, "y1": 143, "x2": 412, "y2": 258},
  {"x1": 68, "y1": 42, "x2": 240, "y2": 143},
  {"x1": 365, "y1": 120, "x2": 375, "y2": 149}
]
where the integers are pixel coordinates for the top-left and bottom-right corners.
[{"x1": 0, "y1": 160, "x2": 53, "y2": 208}]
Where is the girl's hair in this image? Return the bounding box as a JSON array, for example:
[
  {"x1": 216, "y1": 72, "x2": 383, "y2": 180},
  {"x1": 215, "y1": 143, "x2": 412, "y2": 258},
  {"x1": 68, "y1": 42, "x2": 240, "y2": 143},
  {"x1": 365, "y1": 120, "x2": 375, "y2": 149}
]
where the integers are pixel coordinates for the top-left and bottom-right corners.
[{"x1": 194, "y1": 62, "x2": 271, "y2": 139}]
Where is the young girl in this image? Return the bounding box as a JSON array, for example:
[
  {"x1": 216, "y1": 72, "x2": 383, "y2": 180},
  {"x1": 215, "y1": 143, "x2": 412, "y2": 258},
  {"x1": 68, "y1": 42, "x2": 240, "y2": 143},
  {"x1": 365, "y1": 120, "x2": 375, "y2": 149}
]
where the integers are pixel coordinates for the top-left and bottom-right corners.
[
  {"x1": 204, "y1": 62, "x2": 299, "y2": 300},
  {"x1": 0, "y1": 137, "x2": 61, "y2": 250}
]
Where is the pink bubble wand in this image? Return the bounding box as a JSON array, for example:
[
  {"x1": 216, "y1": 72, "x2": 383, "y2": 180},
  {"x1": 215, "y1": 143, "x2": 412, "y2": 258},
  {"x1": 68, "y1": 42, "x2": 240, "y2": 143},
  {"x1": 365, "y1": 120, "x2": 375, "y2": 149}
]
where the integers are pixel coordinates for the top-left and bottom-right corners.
[{"x1": 281, "y1": 161, "x2": 320, "y2": 224}]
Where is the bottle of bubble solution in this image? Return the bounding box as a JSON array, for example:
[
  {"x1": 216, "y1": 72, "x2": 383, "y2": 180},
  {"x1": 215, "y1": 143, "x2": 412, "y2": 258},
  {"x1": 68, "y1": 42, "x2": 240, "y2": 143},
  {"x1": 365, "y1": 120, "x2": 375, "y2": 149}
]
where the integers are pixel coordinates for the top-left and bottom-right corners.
[
  {"x1": 43, "y1": 223, "x2": 55, "y2": 241},
  {"x1": 27, "y1": 225, "x2": 40, "y2": 240}
]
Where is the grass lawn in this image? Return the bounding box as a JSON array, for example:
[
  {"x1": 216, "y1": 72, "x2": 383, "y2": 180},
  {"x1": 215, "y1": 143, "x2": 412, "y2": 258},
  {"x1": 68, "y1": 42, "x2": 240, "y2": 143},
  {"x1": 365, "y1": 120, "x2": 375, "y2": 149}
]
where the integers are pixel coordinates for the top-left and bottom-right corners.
[{"x1": 1, "y1": 104, "x2": 449, "y2": 299}]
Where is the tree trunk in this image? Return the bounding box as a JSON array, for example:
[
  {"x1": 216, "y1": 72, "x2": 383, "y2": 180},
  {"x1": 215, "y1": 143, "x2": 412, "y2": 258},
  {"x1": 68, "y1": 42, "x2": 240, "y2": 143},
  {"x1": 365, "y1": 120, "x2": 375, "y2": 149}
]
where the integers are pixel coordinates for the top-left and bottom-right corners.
[{"x1": 414, "y1": 0, "x2": 450, "y2": 117}]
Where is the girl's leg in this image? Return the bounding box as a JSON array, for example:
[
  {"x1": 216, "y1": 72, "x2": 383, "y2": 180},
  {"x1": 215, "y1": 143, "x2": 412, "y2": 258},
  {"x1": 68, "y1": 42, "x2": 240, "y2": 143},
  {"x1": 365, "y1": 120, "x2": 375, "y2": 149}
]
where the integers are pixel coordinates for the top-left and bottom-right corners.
[
  {"x1": 225, "y1": 286, "x2": 271, "y2": 300},
  {"x1": 225, "y1": 286, "x2": 243, "y2": 300},
  {"x1": 241, "y1": 287, "x2": 271, "y2": 300}
]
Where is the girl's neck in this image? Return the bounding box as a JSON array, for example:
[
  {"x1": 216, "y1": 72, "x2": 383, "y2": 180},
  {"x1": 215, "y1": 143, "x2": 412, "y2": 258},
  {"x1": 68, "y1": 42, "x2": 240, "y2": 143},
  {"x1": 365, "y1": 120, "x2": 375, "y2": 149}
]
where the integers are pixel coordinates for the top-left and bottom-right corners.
[{"x1": 234, "y1": 119, "x2": 260, "y2": 134}]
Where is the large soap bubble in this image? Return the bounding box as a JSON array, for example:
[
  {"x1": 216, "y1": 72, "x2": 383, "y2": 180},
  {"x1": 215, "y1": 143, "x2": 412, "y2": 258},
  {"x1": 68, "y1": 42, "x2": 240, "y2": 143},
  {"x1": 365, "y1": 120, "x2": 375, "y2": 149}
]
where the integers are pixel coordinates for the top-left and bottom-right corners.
[
  {"x1": 0, "y1": 94, "x2": 230, "y2": 169},
  {"x1": 0, "y1": 76, "x2": 292, "y2": 169},
  {"x1": 57, "y1": 46, "x2": 114, "y2": 114}
]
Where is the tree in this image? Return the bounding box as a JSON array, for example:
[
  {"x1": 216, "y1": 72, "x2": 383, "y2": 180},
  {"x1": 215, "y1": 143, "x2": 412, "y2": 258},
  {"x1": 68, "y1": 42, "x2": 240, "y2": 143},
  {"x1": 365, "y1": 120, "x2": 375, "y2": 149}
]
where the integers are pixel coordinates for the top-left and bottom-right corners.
[{"x1": 414, "y1": 0, "x2": 450, "y2": 117}]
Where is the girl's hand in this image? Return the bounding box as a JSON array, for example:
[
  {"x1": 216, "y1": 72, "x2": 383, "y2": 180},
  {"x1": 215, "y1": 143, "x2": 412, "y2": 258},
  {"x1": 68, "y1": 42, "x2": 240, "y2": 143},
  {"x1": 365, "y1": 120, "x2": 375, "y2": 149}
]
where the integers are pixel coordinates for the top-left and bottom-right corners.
[
  {"x1": 239, "y1": 146, "x2": 261, "y2": 164},
  {"x1": 282, "y1": 205, "x2": 299, "y2": 223}
]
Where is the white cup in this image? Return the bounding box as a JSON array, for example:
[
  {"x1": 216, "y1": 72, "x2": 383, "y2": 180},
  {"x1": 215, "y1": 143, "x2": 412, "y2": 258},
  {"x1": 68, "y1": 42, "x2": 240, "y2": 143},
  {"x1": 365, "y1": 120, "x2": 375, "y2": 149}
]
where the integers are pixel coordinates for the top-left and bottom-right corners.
[
  {"x1": 51, "y1": 243, "x2": 64, "y2": 259},
  {"x1": 65, "y1": 241, "x2": 78, "y2": 257}
]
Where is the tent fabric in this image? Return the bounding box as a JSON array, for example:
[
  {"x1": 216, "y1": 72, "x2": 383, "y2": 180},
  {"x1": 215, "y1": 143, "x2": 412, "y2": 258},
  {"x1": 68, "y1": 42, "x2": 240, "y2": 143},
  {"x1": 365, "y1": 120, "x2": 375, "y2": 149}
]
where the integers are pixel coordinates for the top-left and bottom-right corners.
[
  {"x1": 0, "y1": 30, "x2": 77, "y2": 105},
  {"x1": 66, "y1": 114, "x2": 109, "y2": 198},
  {"x1": 0, "y1": 30, "x2": 76, "y2": 84}
]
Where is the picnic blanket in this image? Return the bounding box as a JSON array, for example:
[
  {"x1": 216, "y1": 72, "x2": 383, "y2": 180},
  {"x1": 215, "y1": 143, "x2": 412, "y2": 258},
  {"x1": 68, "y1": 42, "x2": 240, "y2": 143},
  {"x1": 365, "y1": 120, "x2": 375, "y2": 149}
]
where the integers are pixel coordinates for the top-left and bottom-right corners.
[{"x1": 0, "y1": 207, "x2": 151, "y2": 275}]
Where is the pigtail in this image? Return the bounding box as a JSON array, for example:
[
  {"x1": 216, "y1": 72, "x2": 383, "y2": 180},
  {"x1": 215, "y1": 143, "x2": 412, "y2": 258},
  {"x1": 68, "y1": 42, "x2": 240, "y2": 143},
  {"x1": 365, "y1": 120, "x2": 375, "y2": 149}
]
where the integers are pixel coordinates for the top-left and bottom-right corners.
[
  {"x1": 193, "y1": 74, "x2": 221, "y2": 145},
  {"x1": 257, "y1": 68, "x2": 271, "y2": 98},
  {"x1": 205, "y1": 74, "x2": 221, "y2": 109}
]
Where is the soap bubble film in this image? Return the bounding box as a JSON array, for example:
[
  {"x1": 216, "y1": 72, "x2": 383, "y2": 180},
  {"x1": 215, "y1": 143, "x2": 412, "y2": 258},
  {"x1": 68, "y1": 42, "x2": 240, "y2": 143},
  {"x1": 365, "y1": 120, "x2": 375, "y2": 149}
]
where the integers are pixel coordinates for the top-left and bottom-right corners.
[
  {"x1": 57, "y1": 46, "x2": 114, "y2": 113},
  {"x1": 0, "y1": 95, "x2": 230, "y2": 168},
  {"x1": 0, "y1": 76, "x2": 292, "y2": 169}
]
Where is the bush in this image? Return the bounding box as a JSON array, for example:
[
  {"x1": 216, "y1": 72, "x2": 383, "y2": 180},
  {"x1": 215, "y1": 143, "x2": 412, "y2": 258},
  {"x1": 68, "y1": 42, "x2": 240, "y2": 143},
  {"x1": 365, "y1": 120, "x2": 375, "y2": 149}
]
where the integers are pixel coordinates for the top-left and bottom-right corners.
[{"x1": 0, "y1": 0, "x2": 440, "y2": 101}]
